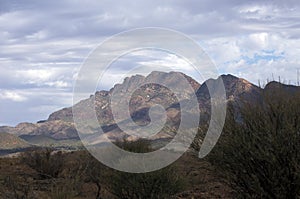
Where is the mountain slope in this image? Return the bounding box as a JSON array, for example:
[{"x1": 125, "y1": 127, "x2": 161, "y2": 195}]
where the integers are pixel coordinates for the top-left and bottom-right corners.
[
  {"x1": 197, "y1": 74, "x2": 262, "y2": 103},
  {"x1": 48, "y1": 71, "x2": 200, "y2": 125},
  {"x1": 0, "y1": 132, "x2": 30, "y2": 150},
  {"x1": 0, "y1": 120, "x2": 77, "y2": 140}
]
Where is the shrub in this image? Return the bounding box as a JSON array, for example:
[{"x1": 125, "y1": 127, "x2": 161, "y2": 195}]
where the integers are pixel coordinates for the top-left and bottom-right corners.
[
  {"x1": 2, "y1": 176, "x2": 32, "y2": 199},
  {"x1": 21, "y1": 148, "x2": 64, "y2": 179},
  {"x1": 110, "y1": 139, "x2": 185, "y2": 199},
  {"x1": 50, "y1": 183, "x2": 77, "y2": 199},
  {"x1": 114, "y1": 138, "x2": 153, "y2": 153},
  {"x1": 208, "y1": 88, "x2": 300, "y2": 198}
]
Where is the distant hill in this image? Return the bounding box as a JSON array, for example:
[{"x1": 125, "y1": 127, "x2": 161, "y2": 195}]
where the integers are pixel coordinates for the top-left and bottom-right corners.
[
  {"x1": 0, "y1": 132, "x2": 30, "y2": 150},
  {"x1": 0, "y1": 120, "x2": 77, "y2": 140},
  {"x1": 20, "y1": 134, "x2": 82, "y2": 148}
]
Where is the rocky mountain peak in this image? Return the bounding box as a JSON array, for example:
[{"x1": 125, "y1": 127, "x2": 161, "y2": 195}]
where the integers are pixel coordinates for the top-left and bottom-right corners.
[
  {"x1": 111, "y1": 71, "x2": 200, "y2": 94},
  {"x1": 113, "y1": 74, "x2": 145, "y2": 92},
  {"x1": 196, "y1": 74, "x2": 262, "y2": 112}
]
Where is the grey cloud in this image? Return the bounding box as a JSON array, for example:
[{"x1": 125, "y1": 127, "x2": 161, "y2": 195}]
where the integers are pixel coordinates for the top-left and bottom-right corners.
[
  {"x1": 2, "y1": 0, "x2": 300, "y2": 41},
  {"x1": 1, "y1": 0, "x2": 300, "y2": 125},
  {"x1": 0, "y1": 88, "x2": 72, "y2": 126}
]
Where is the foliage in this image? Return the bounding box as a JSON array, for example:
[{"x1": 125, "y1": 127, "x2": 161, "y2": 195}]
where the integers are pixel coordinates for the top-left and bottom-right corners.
[
  {"x1": 208, "y1": 89, "x2": 300, "y2": 198},
  {"x1": 1, "y1": 176, "x2": 32, "y2": 199},
  {"x1": 114, "y1": 138, "x2": 153, "y2": 153}
]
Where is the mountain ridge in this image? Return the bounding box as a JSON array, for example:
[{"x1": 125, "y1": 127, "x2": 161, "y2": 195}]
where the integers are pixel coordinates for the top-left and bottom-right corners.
[{"x1": 1, "y1": 71, "x2": 299, "y2": 148}]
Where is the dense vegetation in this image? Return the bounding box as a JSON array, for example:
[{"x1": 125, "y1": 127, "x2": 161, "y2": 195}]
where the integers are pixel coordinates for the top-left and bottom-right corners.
[{"x1": 208, "y1": 88, "x2": 300, "y2": 198}]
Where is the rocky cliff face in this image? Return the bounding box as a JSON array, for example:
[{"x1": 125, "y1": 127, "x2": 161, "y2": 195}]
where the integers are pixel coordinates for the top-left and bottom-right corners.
[
  {"x1": 48, "y1": 71, "x2": 200, "y2": 125},
  {"x1": 196, "y1": 74, "x2": 262, "y2": 114},
  {"x1": 197, "y1": 74, "x2": 262, "y2": 102}
]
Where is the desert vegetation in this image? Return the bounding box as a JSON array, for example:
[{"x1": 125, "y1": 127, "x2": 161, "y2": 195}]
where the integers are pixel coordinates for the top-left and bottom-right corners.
[
  {"x1": 207, "y1": 87, "x2": 300, "y2": 198},
  {"x1": 0, "y1": 139, "x2": 229, "y2": 199}
]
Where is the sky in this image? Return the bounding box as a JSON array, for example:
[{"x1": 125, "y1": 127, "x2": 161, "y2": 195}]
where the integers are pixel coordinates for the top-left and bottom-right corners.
[{"x1": 1, "y1": 0, "x2": 300, "y2": 126}]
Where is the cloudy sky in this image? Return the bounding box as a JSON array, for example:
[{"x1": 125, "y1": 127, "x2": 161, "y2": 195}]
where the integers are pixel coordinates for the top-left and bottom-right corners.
[{"x1": 1, "y1": 0, "x2": 300, "y2": 126}]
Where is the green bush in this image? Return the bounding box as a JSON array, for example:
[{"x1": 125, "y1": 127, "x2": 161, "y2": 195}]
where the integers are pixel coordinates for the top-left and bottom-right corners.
[{"x1": 208, "y1": 89, "x2": 300, "y2": 198}]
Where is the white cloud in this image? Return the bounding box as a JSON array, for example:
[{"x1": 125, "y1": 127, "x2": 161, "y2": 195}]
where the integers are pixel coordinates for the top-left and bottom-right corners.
[
  {"x1": 18, "y1": 69, "x2": 54, "y2": 82},
  {"x1": 201, "y1": 32, "x2": 300, "y2": 85},
  {"x1": 45, "y1": 80, "x2": 69, "y2": 88},
  {"x1": 0, "y1": 88, "x2": 73, "y2": 125},
  {"x1": 0, "y1": 90, "x2": 27, "y2": 102}
]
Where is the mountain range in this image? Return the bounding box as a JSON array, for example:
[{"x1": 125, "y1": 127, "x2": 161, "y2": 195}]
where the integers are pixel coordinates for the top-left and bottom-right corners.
[{"x1": 0, "y1": 71, "x2": 299, "y2": 150}]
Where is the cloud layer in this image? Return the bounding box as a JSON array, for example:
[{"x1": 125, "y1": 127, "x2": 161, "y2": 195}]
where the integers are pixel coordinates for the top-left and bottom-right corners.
[{"x1": 1, "y1": 0, "x2": 300, "y2": 125}]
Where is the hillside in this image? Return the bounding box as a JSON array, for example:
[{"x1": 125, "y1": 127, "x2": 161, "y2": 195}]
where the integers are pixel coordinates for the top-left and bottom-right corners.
[
  {"x1": 0, "y1": 120, "x2": 77, "y2": 140},
  {"x1": 19, "y1": 135, "x2": 82, "y2": 148},
  {"x1": 0, "y1": 132, "x2": 30, "y2": 150}
]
